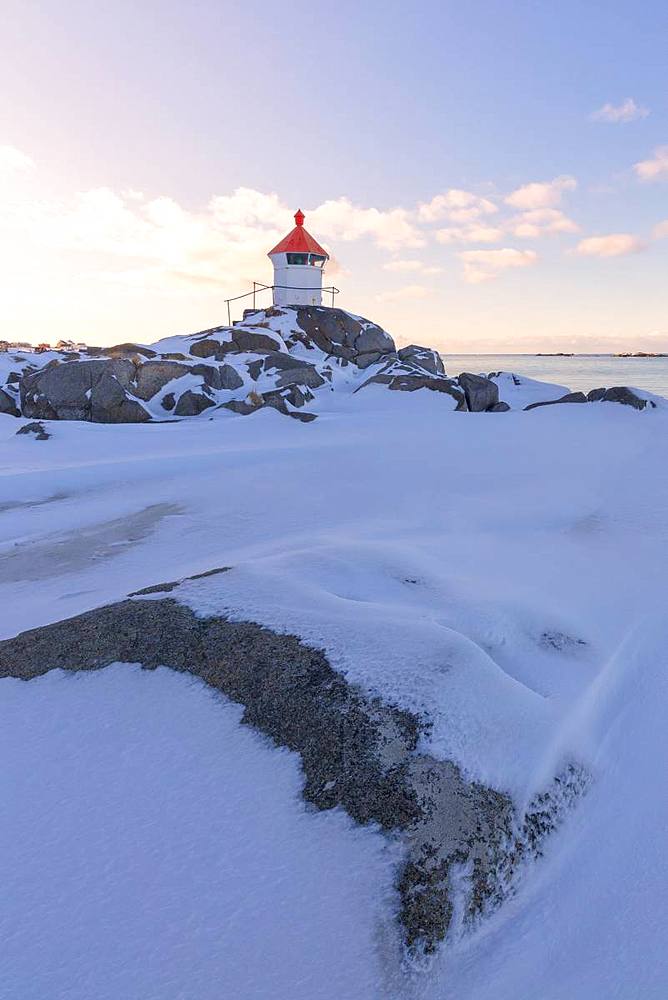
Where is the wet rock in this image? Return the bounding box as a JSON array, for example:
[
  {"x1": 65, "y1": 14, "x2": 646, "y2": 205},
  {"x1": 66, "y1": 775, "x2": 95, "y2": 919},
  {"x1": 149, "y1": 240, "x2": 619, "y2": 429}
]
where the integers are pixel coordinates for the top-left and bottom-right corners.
[
  {"x1": 587, "y1": 387, "x2": 607, "y2": 402},
  {"x1": 457, "y1": 372, "x2": 499, "y2": 412},
  {"x1": 174, "y1": 390, "x2": 215, "y2": 416}
]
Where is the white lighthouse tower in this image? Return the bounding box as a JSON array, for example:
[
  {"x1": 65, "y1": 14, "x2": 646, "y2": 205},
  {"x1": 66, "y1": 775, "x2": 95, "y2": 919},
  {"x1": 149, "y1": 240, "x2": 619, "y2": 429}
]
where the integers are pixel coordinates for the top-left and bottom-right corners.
[{"x1": 268, "y1": 209, "x2": 329, "y2": 307}]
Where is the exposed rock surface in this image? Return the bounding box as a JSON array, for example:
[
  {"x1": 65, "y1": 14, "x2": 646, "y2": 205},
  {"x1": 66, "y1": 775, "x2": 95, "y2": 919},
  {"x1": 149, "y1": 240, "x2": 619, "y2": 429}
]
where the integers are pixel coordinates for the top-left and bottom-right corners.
[
  {"x1": 398, "y1": 344, "x2": 445, "y2": 376},
  {"x1": 133, "y1": 360, "x2": 188, "y2": 400},
  {"x1": 16, "y1": 420, "x2": 50, "y2": 440},
  {"x1": 358, "y1": 358, "x2": 467, "y2": 409},
  {"x1": 458, "y1": 372, "x2": 500, "y2": 412},
  {"x1": 174, "y1": 389, "x2": 215, "y2": 417},
  {"x1": 1, "y1": 307, "x2": 658, "y2": 425},
  {"x1": 525, "y1": 391, "x2": 587, "y2": 411},
  {"x1": 0, "y1": 594, "x2": 583, "y2": 954},
  {"x1": 527, "y1": 386, "x2": 653, "y2": 412},
  {"x1": 0, "y1": 387, "x2": 20, "y2": 417},
  {"x1": 19, "y1": 359, "x2": 149, "y2": 423}
]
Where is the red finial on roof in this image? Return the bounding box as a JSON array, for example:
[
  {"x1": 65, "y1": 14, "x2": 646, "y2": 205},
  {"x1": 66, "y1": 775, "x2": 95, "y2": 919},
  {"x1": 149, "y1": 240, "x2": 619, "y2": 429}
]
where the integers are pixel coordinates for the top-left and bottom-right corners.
[{"x1": 268, "y1": 208, "x2": 328, "y2": 258}]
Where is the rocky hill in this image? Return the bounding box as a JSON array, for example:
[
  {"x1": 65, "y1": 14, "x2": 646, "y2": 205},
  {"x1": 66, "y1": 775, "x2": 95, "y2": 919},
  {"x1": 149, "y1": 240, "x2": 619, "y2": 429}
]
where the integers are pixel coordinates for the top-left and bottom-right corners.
[{"x1": 0, "y1": 305, "x2": 654, "y2": 425}]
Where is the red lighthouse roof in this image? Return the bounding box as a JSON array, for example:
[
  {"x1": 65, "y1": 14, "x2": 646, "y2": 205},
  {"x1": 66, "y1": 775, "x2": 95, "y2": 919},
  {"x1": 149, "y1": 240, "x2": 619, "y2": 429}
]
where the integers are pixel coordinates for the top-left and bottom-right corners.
[{"x1": 268, "y1": 209, "x2": 329, "y2": 258}]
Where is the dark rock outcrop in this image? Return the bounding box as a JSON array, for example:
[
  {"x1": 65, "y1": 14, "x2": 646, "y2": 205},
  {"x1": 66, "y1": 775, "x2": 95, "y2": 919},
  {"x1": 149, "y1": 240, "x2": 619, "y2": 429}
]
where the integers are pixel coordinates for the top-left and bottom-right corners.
[
  {"x1": 174, "y1": 390, "x2": 215, "y2": 416},
  {"x1": 0, "y1": 387, "x2": 20, "y2": 417},
  {"x1": 133, "y1": 360, "x2": 188, "y2": 400},
  {"x1": 600, "y1": 386, "x2": 650, "y2": 410},
  {"x1": 525, "y1": 392, "x2": 587, "y2": 411},
  {"x1": 288, "y1": 306, "x2": 395, "y2": 368},
  {"x1": 398, "y1": 345, "x2": 445, "y2": 376},
  {"x1": 0, "y1": 597, "x2": 530, "y2": 955},
  {"x1": 457, "y1": 372, "x2": 500, "y2": 412},
  {"x1": 16, "y1": 420, "x2": 50, "y2": 440},
  {"x1": 19, "y1": 359, "x2": 150, "y2": 423},
  {"x1": 219, "y1": 364, "x2": 244, "y2": 390}
]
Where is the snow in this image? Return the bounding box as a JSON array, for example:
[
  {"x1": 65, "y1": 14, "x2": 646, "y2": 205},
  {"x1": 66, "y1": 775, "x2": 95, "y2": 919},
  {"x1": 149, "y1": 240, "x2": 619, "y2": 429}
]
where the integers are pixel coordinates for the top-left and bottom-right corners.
[
  {"x1": 0, "y1": 665, "x2": 402, "y2": 999},
  {"x1": 3, "y1": 375, "x2": 668, "y2": 996}
]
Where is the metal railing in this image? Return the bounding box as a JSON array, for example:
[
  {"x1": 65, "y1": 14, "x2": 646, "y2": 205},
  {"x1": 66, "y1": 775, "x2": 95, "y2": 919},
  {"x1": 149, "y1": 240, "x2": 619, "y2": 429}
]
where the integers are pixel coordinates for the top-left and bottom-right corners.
[{"x1": 224, "y1": 281, "x2": 340, "y2": 325}]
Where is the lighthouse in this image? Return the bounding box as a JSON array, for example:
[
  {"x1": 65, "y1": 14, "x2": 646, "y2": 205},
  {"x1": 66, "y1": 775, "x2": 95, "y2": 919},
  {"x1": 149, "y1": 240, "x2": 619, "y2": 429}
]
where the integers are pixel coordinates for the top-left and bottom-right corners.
[{"x1": 268, "y1": 209, "x2": 329, "y2": 307}]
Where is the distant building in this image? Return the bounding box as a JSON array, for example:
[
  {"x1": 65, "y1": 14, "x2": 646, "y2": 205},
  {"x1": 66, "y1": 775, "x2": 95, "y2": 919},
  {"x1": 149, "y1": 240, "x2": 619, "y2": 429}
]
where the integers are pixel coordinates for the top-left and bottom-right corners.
[
  {"x1": 268, "y1": 210, "x2": 329, "y2": 307},
  {"x1": 0, "y1": 341, "x2": 8, "y2": 353}
]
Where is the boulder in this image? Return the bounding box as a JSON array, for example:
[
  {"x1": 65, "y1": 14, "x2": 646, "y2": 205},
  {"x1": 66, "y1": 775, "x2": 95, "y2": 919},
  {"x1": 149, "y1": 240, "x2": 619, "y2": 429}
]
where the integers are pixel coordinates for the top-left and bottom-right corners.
[
  {"x1": 488, "y1": 401, "x2": 511, "y2": 412},
  {"x1": 189, "y1": 338, "x2": 223, "y2": 360},
  {"x1": 229, "y1": 329, "x2": 283, "y2": 354},
  {"x1": 219, "y1": 364, "x2": 244, "y2": 390},
  {"x1": 161, "y1": 392, "x2": 176, "y2": 411},
  {"x1": 457, "y1": 372, "x2": 499, "y2": 412},
  {"x1": 133, "y1": 360, "x2": 188, "y2": 400},
  {"x1": 291, "y1": 306, "x2": 395, "y2": 367},
  {"x1": 90, "y1": 372, "x2": 151, "y2": 423},
  {"x1": 190, "y1": 364, "x2": 222, "y2": 390},
  {"x1": 398, "y1": 345, "x2": 445, "y2": 376},
  {"x1": 525, "y1": 392, "x2": 587, "y2": 411},
  {"x1": 358, "y1": 366, "x2": 467, "y2": 409},
  {"x1": 247, "y1": 359, "x2": 263, "y2": 381},
  {"x1": 601, "y1": 386, "x2": 649, "y2": 410},
  {"x1": 587, "y1": 387, "x2": 607, "y2": 402},
  {"x1": 174, "y1": 390, "x2": 215, "y2": 416},
  {"x1": 16, "y1": 420, "x2": 50, "y2": 440},
  {"x1": 20, "y1": 359, "x2": 137, "y2": 422},
  {"x1": 0, "y1": 388, "x2": 20, "y2": 417},
  {"x1": 101, "y1": 342, "x2": 157, "y2": 359},
  {"x1": 221, "y1": 388, "x2": 317, "y2": 422}
]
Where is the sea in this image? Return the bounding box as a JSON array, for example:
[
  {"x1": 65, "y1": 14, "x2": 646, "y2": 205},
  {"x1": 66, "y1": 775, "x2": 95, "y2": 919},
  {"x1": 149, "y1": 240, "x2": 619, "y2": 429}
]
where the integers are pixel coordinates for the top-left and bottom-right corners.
[{"x1": 444, "y1": 355, "x2": 668, "y2": 397}]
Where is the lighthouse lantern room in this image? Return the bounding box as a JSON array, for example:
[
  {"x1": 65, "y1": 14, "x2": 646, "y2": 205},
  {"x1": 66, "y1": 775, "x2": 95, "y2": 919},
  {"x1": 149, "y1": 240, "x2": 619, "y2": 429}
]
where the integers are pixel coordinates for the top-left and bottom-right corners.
[{"x1": 268, "y1": 209, "x2": 329, "y2": 307}]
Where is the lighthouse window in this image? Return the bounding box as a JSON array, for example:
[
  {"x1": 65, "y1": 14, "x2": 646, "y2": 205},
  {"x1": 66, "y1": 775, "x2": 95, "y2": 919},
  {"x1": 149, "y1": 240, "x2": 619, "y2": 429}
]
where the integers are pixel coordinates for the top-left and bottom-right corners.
[
  {"x1": 309, "y1": 254, "x2": 326, "y2": 267},
  {"x1": 287, "y1": 253, "x2": 309, "y2": 265}
]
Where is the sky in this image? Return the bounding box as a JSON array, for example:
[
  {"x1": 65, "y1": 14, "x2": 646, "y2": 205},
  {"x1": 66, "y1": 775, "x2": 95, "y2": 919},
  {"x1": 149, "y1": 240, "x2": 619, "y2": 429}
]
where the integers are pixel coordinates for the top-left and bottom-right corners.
[{"x1": 0, "y1": 0, "x2": 667, "y2": 352}]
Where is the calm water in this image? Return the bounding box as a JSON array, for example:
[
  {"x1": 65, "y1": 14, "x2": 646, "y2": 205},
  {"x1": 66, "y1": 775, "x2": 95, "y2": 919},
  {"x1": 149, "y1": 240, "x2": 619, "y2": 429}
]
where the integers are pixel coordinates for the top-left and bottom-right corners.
[{"x1": 445, "y1": 354, "x2": 668, "y2": 397}]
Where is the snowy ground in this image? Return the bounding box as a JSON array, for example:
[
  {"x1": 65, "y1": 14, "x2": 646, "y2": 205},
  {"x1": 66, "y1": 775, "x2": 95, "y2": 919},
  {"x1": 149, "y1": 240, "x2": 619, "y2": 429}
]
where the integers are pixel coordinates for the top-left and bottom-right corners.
[{"x1": 2, "y1": 381, "x2": 668, "y2": 998}]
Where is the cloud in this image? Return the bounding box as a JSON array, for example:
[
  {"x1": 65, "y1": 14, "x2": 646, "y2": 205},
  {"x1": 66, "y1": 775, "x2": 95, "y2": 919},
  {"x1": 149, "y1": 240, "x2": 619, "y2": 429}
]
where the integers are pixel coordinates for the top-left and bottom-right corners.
[
  {"x1": 590, "y1": 98, "x2": 650, "y2": 123},
  {"x1": 377, "y1": 284, "x2": 429, "y2": 302},
  {"x1": 418, "y1": 189, "x2": 498, "y2": 224},
  {"x1": 654, "y1": 220, "x2": 668, "y2": 239},
  {"x1": 435, "y1": 224, "x2": 503, "y2": 245},
  {"x1": 310, "y1": 197, "x2": 424, "y2": 251},
  {"x1": 573, "y1": 234, "x2": 645, "y2": 257},
  {"x1": 382, "y1": 259, "x2": 423, "y2": 271},
  {"x1": 0, "y1": 145, "x2": 35, "y2": 174},
  {"x1": 457, "y1": 248, "x2": 538, "y2": 284},
  {"x1": 508, "y1": 208, "x2": 579, "y2": 238},
  {"x1": 505, "y1": 175, "x2": 577, "y2": 210},
  {"x1": 634, "y1": 146, "x2": 668, "y2": 182},
  {"x1": 382, "y1": 259, "x2": 444, "y2": 276}
]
